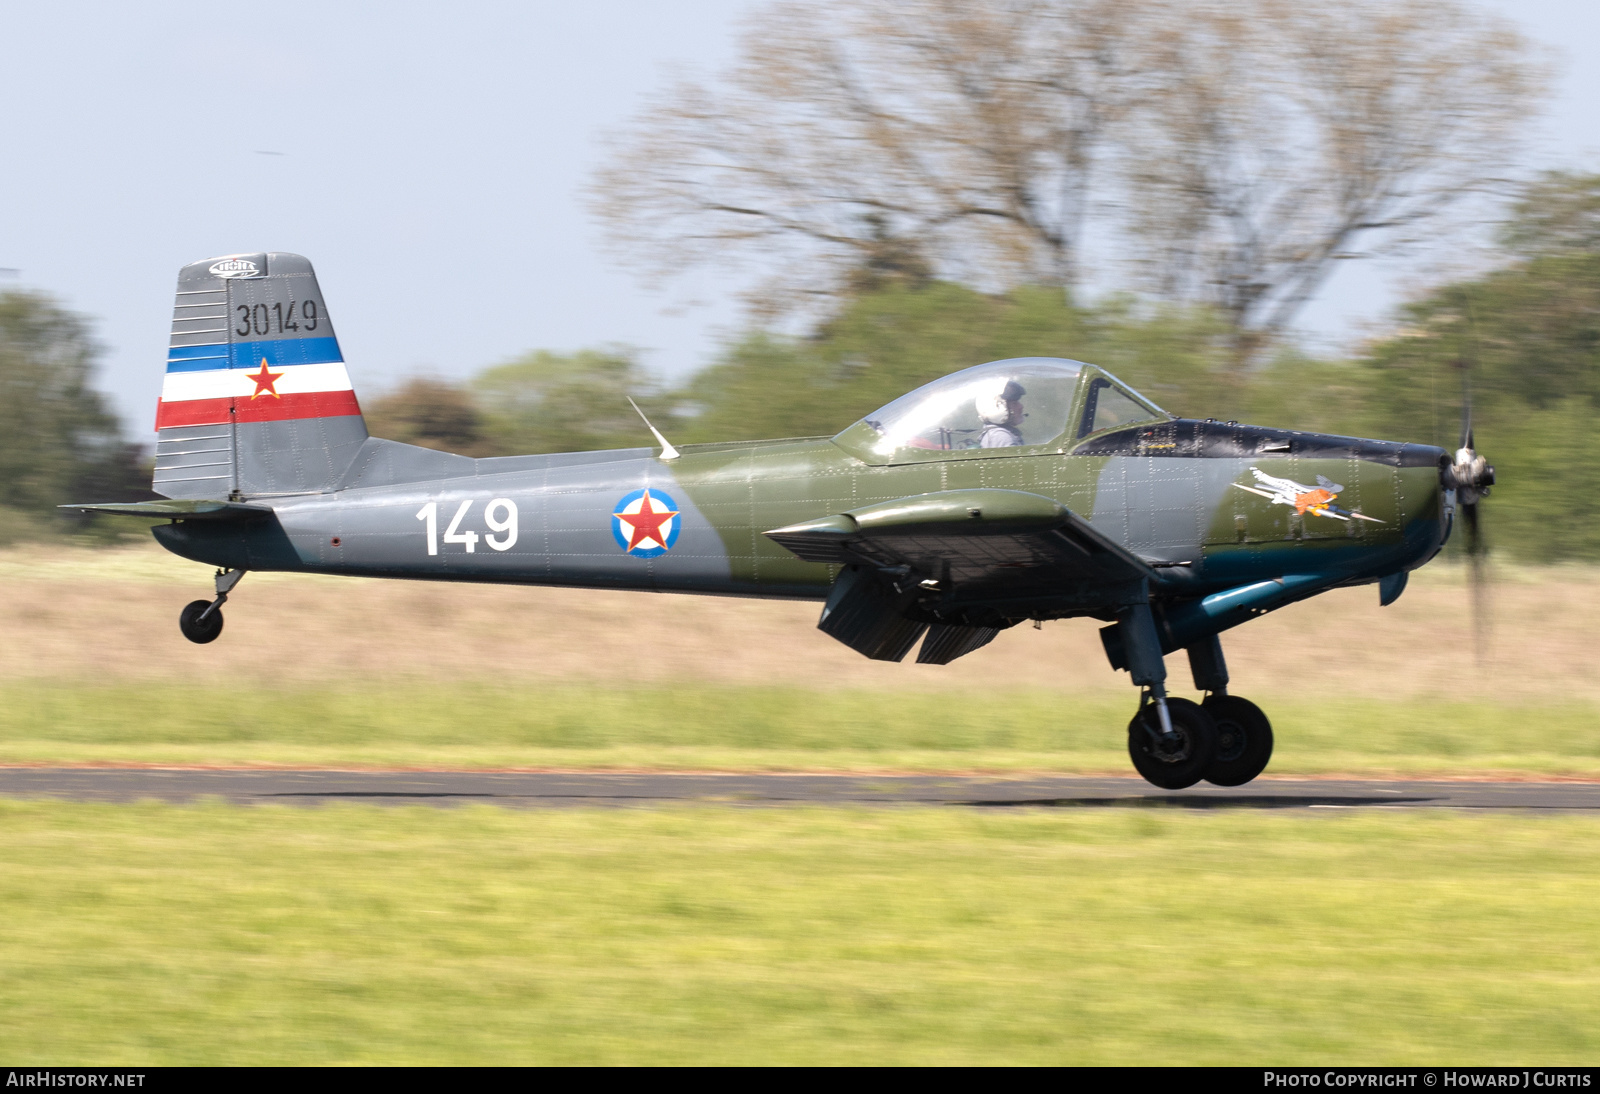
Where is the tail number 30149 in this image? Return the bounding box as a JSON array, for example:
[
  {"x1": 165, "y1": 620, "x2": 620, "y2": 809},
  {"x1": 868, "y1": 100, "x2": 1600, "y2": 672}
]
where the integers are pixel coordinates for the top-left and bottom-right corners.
[{"x1": 415, "y1": 499, "x2": 518, "y2": 555}]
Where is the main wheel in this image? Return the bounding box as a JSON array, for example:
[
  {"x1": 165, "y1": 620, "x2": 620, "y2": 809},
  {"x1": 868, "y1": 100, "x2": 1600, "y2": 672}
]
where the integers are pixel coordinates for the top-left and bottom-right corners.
[
  {"x1": 178, "y1": 600, "x2": 224, "y2": 644},
  {"x1": 1201, "y1": 695, "x2": 1274, "y2": 786},
  {"x1": 1127, "y1": 697, "x2": 1217, "y2": 790}
]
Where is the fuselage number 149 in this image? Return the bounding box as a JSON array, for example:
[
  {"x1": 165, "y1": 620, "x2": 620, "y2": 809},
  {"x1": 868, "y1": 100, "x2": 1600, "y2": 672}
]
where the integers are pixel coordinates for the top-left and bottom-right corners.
[{"x1": 415, "y1": 499, "x2": 518, "y2": 555}]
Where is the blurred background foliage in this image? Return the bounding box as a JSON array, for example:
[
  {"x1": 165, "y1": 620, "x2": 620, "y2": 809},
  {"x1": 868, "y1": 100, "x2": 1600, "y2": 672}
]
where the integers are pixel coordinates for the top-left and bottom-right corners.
[
  {"x1": 0, "y1": 0, "x2": 1593, "y2": 561},
  {"x1": 0, "y1": 292, "x2": 150, "y2": 545},
  {"x1": 362, "y1": 171, "x2": 1600, "y2": 560},
  {"x1": 6, "y1": 170, "x2": 1598, "y2": 558}
]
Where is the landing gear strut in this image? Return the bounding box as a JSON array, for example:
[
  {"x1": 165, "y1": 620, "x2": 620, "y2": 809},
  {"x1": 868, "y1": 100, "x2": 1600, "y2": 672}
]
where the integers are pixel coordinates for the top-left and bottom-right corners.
[
  {"x1": 1115, "y1": 602, "x2": 1216, "y2": 789},
  {"x1": 178, "y1": 568, "x2": 245, "y2": 645},
  {"x1": 1110, "y1": 610, "x2": 1273, "y2": 788}
]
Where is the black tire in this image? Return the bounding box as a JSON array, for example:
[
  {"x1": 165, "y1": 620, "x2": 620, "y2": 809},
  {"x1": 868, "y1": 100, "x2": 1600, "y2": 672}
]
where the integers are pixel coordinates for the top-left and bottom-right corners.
[
  {"x1": 1201, "y1": 695, "x2": 1274, "y2": 786},
  {"x1": 178, "y1": 599, "x2": 224, "y2": 644},
  {"x1": 1127, "y1": 697, "x2": 1217, "y2": 790}
]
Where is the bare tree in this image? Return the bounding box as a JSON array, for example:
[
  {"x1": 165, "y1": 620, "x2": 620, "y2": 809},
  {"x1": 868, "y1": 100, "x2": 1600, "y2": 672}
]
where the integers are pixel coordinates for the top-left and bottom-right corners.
[
  {"x1": 1121, "y1": 0, "x2": 1546, "y2": 357},
  {"x1": 592, "y1": 0, "x2": 1545, "y2": 352},
  {"x1": 591, "y1": 0, "x2": 1160, "y2": 313}
]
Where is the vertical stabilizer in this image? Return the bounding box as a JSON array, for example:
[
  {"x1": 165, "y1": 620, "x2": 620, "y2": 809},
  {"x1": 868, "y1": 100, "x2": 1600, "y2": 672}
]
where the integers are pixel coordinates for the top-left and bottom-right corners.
[{"x1": 153, "y1": 252, "x2": 368, "y2": 499}]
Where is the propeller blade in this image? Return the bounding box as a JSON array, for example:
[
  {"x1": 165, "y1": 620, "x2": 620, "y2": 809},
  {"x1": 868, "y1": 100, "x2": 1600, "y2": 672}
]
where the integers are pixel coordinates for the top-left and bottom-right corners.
[
  {"x1": 1453, "y1": 332, "x2": 1489, "y2": 661},
  {"x1": 1462, "y1": 500, "x2": 1488, "y2": 663}
]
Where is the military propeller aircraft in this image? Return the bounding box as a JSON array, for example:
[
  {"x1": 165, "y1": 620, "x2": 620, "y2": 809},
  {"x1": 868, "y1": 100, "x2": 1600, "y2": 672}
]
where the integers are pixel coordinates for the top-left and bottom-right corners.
[{"x1": 70, "y1": 253, "x2": 1496, "y2": 789}]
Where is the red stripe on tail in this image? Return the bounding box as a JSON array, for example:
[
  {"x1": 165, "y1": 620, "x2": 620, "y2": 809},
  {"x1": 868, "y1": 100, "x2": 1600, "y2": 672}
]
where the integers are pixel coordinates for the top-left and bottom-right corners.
[{"x1": 156, "y1": 390, "x2": 363, "y2": 430}]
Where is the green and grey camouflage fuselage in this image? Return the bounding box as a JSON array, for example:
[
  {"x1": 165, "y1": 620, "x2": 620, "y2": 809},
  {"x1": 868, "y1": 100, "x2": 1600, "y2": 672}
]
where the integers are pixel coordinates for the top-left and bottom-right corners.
[{"x1": 69, "y1": 254, "x2": 1465, "y2": 787}]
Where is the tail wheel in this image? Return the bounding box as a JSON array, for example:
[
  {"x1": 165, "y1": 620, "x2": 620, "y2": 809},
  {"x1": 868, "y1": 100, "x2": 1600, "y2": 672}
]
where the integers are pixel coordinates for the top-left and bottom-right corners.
[
  {"x1": 1200, "y1": 695, "x2": 1274, "y2": 786},
  {"x1": 1127, "y1": 697, "x2": 1217, "y2": 790},
  {"x1": 178, "y1": 600, "x2": 224, "y2": 644}
]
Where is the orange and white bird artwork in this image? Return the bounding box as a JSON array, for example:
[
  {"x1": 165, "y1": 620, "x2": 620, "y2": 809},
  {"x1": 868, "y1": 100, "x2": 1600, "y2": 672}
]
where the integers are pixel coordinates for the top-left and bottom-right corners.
[{"x1": 1232, "y1": 466, "x2": 1385, "y2": 523}]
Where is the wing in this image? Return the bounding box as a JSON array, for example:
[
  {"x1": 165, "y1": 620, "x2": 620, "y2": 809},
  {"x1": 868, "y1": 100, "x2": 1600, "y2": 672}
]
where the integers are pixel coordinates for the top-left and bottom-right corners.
[
  {"x1": 1314, "y1": 474, "x2": 1345, "y2": 493},
  {"x1": 764, "y1": 488, "x2": 1157, "y2": 594},
  {"x1": 764, "y1": 489, "x2": 1157, "y2": 663}
]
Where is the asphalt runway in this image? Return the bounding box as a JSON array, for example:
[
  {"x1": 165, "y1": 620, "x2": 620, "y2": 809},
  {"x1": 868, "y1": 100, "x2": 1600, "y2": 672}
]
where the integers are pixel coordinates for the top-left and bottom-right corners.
[{"x1": 0, "y1": 768, "x2": 1597, "y2": 810}]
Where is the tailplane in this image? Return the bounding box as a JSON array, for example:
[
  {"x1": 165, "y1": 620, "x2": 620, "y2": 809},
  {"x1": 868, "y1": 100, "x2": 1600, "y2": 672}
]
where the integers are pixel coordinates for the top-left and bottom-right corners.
[{"x1": 154, "y1": 253, "x2": 368, "y2": 499}]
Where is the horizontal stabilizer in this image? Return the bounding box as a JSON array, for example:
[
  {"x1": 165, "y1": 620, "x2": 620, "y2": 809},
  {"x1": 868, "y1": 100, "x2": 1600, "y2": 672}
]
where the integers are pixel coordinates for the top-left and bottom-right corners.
[{"x1": 61, "y1": 499, "x2": 274, "y2": 521}]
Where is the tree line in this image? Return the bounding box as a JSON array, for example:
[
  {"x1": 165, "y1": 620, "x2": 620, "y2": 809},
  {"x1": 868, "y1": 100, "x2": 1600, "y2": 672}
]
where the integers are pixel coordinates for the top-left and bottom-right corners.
[
  {"x1": 0, "y1": 0, "x2": 1590, "y2": 559},
  {"x1": 590, "y1": 0, "x2": 1544, "y2": 361},
  {"x1": 366, "y1": 170, "x2": 1600, "y2": 561},
  {"x1": 2, "y1": 170, "x2": 1595, "y2": 557}
]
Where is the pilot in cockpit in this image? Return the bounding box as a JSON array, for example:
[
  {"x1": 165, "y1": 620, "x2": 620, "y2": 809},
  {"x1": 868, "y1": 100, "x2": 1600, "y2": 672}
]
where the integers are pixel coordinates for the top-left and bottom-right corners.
[{"x1": 976, "y1": 380, "x2": 1027, "y2": 448}]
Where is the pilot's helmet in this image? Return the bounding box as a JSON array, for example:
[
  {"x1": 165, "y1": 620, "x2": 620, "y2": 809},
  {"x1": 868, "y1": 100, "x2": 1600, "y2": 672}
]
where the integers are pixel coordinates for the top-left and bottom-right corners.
[{"x1": 975, "y1": 379, "x2": 1026, "y2": 426}]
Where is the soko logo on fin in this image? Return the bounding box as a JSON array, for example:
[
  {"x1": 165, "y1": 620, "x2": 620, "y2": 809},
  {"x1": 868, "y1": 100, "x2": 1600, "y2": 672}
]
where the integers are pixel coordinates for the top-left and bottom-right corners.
[
  {"x1": 209, "y1": 258, "x2": 263, "y2": 279},
  {"x1": 612, "y1": 488, "x2": 681, "y2": 558}
]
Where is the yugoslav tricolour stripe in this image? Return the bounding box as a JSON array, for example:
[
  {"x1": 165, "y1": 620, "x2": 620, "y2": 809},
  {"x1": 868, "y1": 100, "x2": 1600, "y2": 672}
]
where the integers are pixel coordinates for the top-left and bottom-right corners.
[
  {"x1": 160, "y1": 360, "x2": 355, "y2": 402},
  {"x1": 155, "y1": 358, "x2": 362, "y2": 429},
  {"x1": 165, "y1": 337, "x2": 342, "y2": 373},
  {"x1": 156, "y1": 389, "x2": 362, "y2": 428}
]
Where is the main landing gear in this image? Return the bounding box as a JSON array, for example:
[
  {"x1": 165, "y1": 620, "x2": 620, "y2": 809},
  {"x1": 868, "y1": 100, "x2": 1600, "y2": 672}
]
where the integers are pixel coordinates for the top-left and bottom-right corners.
[
  {"x1": 1113, "y1": 607, "x2": 1274, "y2": 789},
  {"x1": 1200, "y1": 693, "x2": 1274, "y2": 788},
  {"x1": 178, "y1": 568, "x2": 245, "y2": 645}
]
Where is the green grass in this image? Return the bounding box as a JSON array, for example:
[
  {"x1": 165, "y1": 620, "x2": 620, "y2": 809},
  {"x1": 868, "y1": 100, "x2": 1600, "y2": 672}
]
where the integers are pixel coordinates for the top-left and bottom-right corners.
[
  {"x1": 0, "y1": 683, "x2": 1597, "y2": 775},
  {"x1": 0, "y1": 800, "x2": 1597, "y2": 1064}
]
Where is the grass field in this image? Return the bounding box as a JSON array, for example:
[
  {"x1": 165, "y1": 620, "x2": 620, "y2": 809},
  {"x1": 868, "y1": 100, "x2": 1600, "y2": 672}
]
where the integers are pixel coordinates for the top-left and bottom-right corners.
[
  {"x1": 2, "y1": 541, "x2": 1598, "y2": 774},
  {"x1": 2, "y1": 800, "x2": 1597, "y2": 1065},
  {"x1": 4, "y1": 545, "x2": 1599, "y2": 1064},
  {"x1": 1, "y1": 683, "x2": 1597, "y2": 776}
]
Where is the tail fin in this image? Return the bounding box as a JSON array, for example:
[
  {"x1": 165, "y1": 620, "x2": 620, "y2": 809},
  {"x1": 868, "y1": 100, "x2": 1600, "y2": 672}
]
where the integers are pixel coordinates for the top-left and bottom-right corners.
[{"x1": 153, "y1": 252, "x2": 368, "y2": 499}]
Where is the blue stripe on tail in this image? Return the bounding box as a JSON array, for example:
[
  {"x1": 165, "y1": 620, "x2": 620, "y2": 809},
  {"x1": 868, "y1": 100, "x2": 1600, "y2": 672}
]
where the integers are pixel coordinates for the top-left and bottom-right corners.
[{"x1": 167, "y1": 337, "x2": 343, "y2": 372}]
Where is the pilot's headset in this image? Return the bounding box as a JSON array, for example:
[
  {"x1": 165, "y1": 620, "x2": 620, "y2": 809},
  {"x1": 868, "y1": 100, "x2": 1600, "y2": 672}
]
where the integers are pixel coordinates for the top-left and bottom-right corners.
[{"x1": 975, "y1": 379, "x2": 1025, "y2": 425}]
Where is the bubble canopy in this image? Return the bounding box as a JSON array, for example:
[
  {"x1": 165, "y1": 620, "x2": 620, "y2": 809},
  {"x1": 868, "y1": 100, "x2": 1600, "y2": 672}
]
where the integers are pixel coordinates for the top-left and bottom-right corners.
[{"x1": 836, "y1": 357, "x2": 1167, "y2": 461}]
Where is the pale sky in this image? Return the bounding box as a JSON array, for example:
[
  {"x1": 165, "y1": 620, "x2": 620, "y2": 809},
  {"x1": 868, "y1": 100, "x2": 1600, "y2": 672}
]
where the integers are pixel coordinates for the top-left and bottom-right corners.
[{"x1": 0, "y1": 0, "x2": 1595, "y2": 434}]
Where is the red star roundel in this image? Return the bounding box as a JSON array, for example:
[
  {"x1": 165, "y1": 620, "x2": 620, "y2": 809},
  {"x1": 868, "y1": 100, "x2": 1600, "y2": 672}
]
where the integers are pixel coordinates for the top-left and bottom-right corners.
[{"x1": 611, "y1": 488, "x2": 681, "y2": 558}]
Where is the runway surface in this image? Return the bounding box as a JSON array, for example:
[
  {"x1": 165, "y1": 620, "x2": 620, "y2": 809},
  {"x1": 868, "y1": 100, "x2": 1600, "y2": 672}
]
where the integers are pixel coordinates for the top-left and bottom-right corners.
[{"x1": 1, "y1": 768, "x2": 1597, "y2": 810}]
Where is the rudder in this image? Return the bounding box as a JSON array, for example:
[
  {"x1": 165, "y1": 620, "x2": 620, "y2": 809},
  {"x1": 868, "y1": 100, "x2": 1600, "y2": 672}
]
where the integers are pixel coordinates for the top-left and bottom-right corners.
[{"x1": 154, "y1": 252, "x2": 368, "y2": 499}]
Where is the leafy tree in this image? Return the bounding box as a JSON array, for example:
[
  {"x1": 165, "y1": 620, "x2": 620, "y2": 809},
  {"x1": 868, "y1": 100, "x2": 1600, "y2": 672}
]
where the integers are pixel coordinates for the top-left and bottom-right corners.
[
  {"x1": 672, "y1": 266, "x2": 1597, "y2": 561},
  {"x1": 0, "y1": 291, "x2": 149, "y2": 542},
  {"x1": 1362, "y1": 247, "x2": 1600, "y2": 561},
  {"x1": 671, "y1": 282, "x2": 1250, "y2": 443},
  {"x1": 472, "y1": 349, "x2": 663, "y2": 455},
  {"x1": 1500, "y1": 170, "x2": 1600, "y2": 259},
  {"x1": 364, "y1": 377, "x2": 501, "y2": 457}
]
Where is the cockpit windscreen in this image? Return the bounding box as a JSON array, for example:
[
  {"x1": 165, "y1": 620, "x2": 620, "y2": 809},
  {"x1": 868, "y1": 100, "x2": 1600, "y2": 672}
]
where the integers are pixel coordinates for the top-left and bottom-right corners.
[{"x1": 854, "y1": 358, "x2": 1086, "y2": 457}]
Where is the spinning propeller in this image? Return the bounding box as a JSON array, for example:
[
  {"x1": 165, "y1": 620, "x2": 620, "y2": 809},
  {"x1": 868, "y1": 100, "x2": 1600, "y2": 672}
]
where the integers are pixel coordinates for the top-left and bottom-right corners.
[{"x1": 1442, "y1": 365, "x2": 1497, "y2": 657}]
